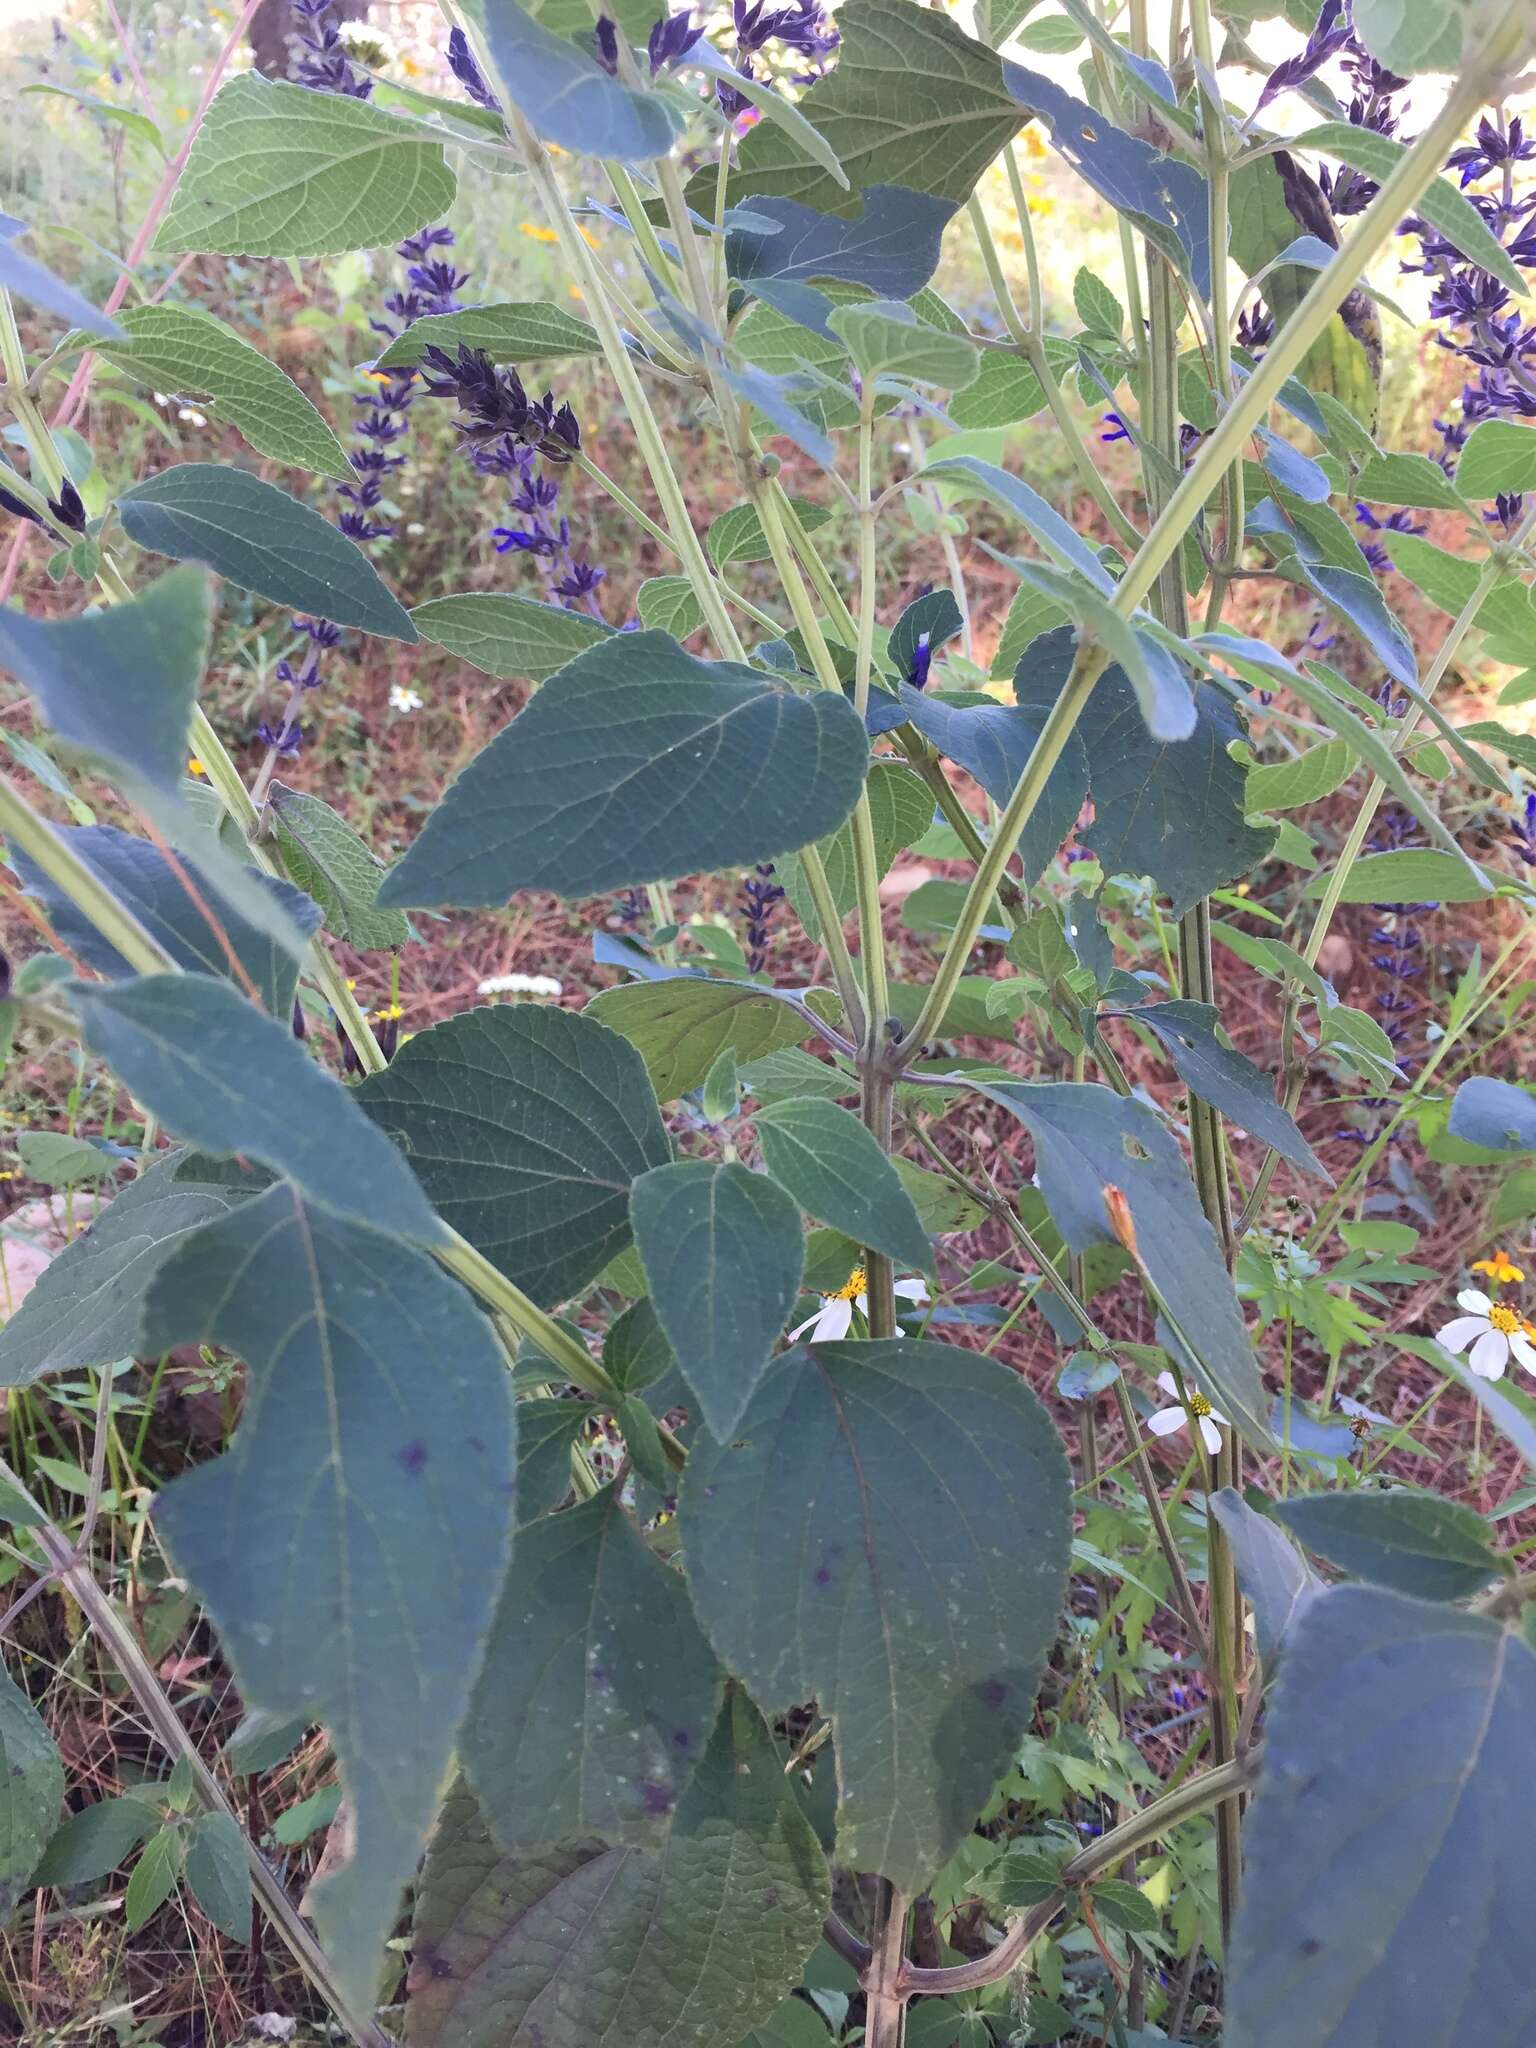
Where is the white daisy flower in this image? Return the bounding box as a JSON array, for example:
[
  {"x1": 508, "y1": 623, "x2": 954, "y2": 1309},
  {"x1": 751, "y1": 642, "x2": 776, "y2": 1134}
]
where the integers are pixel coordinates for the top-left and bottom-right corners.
[
  {"x1": 176, "y1": 406, "x2": 207, "y2": 426},
  {"x1": 476, "y1": 971, "x2": 563, "y2": 998},
  {"x1": 1147, "y1": 1370, "x2": 1226, "y2": 1455},
  {"x1": 389, "y1": 684, "x2": 424, "y2": 714},
  {"x1": 1435, "y1": 1289, "x2": 1536, "y2": 1381},
  {"x1": 788, "y1": 1267, "x2": 930, "y2": 1343}
]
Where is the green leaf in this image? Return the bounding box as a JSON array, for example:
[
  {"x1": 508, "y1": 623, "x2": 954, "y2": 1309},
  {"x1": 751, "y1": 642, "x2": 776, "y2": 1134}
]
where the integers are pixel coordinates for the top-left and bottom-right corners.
[
  {"x1": 737, "y1": 1997, "x2": 836, "y2": 2048},
  {"x1": 409, "y1": 1694, "x2": 829, "y2": 2046},
  {"x1": 0, "y1": 1153, "x2": 249, "y2": 1387},
  {"x1": 948, "y1": 350, "x2": 1050, "y2": 432},
  {"x1": 463, "y1": 1485, "x2": 722, "y2": 1851},
  {"x1": 156, "y1": 73, "x2": 456, "y2": 258},
  {"x1": 144, "y1": 1183, "x2": 515, "y2": 2011},
  {"x1": 637, "y1": 576, "x2": 704, "y2": 639},
  {"x1": 0, "y1": 1666, "x2": 63, "y2": 1916},
  {"x1": 1381, "y1": 533, "x2": 1536, "y2": 654},
  {"x1": 382, "y1": 632, "x2": 869, "y2": 908},
  {"x1": 1228, "y1": 1585, "x2": 1536, "y2": 2046},
  {"x1": 411, "y1": 590, "x2": 613, "y2": 680},
  {"x1": 1119, "y1": 1000, "x2": 1327, "y2": 1178},
  {"x1": 124, "y1": 1825, "x2": 184, "y2": 1932},
  {"x1": 681, "y1": 1339, "x2": 1070, "y2": 1890},
  {"x1": 826, "y1": 301, "x2": 980, "y2": 388},
  {"x1": 11, "y1": 823, "x2": 322, "y2": 1016},
  {"x1": 95, "y1": 304, "x2": 351, "y2": 479},
  {"x1": 268, "y1": 783, "x2": 408, "y2": 952},
  {"x1": 73, "y1": 975, "x2": 444, "y2": 1244},
  {"x1": 708, "y1": 497, "x2": 832, "y2": 570},
  {"x1": 117, "y1": 464, "x2": 416, "y2": 641},
  {"x1": 33, "y1": 1794, "x2": 157, "y2": 1888},
  {"x1": 720, "y1": 0, "x2": 1022, "y2": 217},
  {"x1": 922, "y1": 454, "x2": 1113, "y2": 594},
  {"x1": 1208, "y1": 1489, "x2": 1318, "y2": 1667},
  {"x1": 21, "y1": 82, "x2": 166, "y2": 156},
  {"x1": 741, "y1": 1046, "x2": 853, "y2": 1104},
  {"x1": 183, "y1": 1810, "x2": 252, "y2": 1940},
  {"x1": 1350, "y1": 0, "x2": 1471, "y2": 74},
  {"x1": 0, "y1": 564, "x2": 210, "y2": 795},
  {"x1": 630, "y1": 1160, "x2": 804, "y2": 1437},
  {"x1": 480, "y1": 0, "x2": 674, "y2": 161},
  {"x1": 891, "y1": 1156, "x2": 984, "y2": 1235},
  {"x1": 13, "y1": 1131, "x2": 113, "y2": 1184},
  {"x1": 1303, "y1": 848, "x2": 1495, "y2": 905},
  {"x1": 1244, "y1": 740, "x2": 1353, "y2": 812},
  {"x1": 1074, "y1": 664, "x2": 1272, "y2": 915},
  {"x1": 779, "y1": 757, "x2": 934, "y2": 944},
  {"x1": 515, "y1": 1398, "x2": 588, "y2": 1520},
  {"x1": 979, "y1": 1082, "x2": 1274, "y2": 1452},
  {"x1": 754, "y1": 1097, "x2": 933, "y2": 1271},
  {"x1": 726, "y1": 187, "x2": 951, "y2": 315},
  {"x1": 1454, "y1": 419, "x2": 1536, "y2": 501},
  {"x1": 1292, "y1": 123, "x2": 1526, "y2": 296},
  {"x1": 374, "y1": 301, "x2": 602, "y2": 371},
  {"x1": 1351, "y1": 450, "x2": 1468, "y2": 511},
  {"x1": 587, "y1": 977, "x2": 822, "y2": 1102},
  {"x1": 1072, "y1": 267, "x2": 1124, "y2": 338},
  {"x1": 991, "y1": 580, "x2": 1069, "y2": 676},
  {"x1": 354, "y1": 1005, "x2": 669, "y2": 1306},
  {"x1": 1270, "y1": 1487, "x2": 1501, "y2": 1602}
]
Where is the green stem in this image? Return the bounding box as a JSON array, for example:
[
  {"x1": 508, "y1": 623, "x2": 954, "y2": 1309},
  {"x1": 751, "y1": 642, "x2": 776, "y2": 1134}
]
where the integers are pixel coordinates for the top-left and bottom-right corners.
[{"x1": 0, "y1": 775, "x2": 175, "y2": 975}]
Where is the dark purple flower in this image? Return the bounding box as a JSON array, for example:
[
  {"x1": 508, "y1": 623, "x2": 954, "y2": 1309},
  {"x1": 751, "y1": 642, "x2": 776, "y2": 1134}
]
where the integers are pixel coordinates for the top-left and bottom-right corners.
[
  {"x1": 447, "y1": 25, "x2": 500, "y2": 109},
  {"x1": 739, "y1": 862, "x2": 785, "y2": 973},
  {"x1": 1353, "y1": 501, "x2": 1426, "y2": 573},
  {"x1": 553, "y1": 561, "x2": 606, "y2": 600},
  {"x1": 0, "y1": 484, "x2": 41, "y2": 528},
  {"x1": 257, "y1": 718, "x2": 304, "y2": 757},
  {"x1": 593, "y1": 16, "x2": 621, "y2": 72},
  {"x1": 492, "y1": 525, "x2": 562, "y2": 556},
  {"x1": 1446, "y1": 114, "x2": 1536, "y2": 188},
  {"x1": 908, "y1": 631, "x2": 933, "y2": 691},
  {"x1": 733, "y1": 0, "x2": 837, "y2": 59},
  {"x1": 291, "y1": 0, "x2": 372, "y2": 98},
  {"x1": 1485, "y1": 492, "x2": 1525, "y2": 531},
  {"x1": 1512, "y1": 792, "x2": 1536, "y2": 869},
  {"x1": 649, "y1": 8, "x2": 704, "y2": 71},
  {"x1": 1099, "y1": 410, "x2": 1131, "y2": 444},
  {"x1": 48, "y1": 477, "x2": 86, "y2": 532},
  {"x1": 1255, "y1": 0, "x2": 1348, "y2": 114}
]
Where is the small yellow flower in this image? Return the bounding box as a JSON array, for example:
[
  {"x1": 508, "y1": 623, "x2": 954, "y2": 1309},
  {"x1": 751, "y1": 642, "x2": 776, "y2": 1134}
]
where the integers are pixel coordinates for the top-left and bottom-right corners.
[
  {"x1": 174, "y1": 106, "x2": 191, "y2": 120},
  {"x1": 187, "y1": 757, "x2": 206, "y2": 778},
  {"x1": 373, "y1": 1001, "x2": 405, "y2": 1022},
  {"x1": 519, "y1": 222, "x2": 560, "y2": 245},
  {"x1": 1472, "y1": 1250, "x2": 1525, "y2": 1286},
  {"x1": 1021, "y1": 124, "x2": 1048, "y2": 159},
  {"x1": 0, "y1": 1170, "x2": 16, "y2": 1182}
]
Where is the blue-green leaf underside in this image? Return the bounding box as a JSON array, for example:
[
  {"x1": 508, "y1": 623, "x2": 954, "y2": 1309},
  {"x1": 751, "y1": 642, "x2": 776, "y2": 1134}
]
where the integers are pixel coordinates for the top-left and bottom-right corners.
[
  {"x1": 379, "y1": 631, "x2": 869, "y2": 908},
  {"x1": 462, "y1": 1484, "x2": 723, "y2": 1853},
  {"x1": 73, "y1": 974, "x2": 443, "y2": 1245},
  {"x1": 681, "y1": 1339, "x2": 1071, "y2": 1891},
  {"x1": 144, "y1": 1184, "x2": 515, "y2": 2012},
  {"x1": 1227, "y1": 1585, "x2": 1536, "y2": 2048},
  {"x1": 0, "y1": 565, "x2": 210, "y2": 795},
  {"x1": 585, "y1": 976, "x2": 824, "y2": 1103},
  {"x1": 408, "y1": 1693, "x2": 829, "y2": 2048},
  {"x1": 480, "y1": 0, "x2": 675, "y2": 162},
  {"x1": 1118, "y1": 1000, "x2": 1327, "y2": 1178},
  {"x1": 630, "y1": 1160, "x2": 805, "y2": 1438},
  {"x1": 13, "y1": 823, "x2": 322, "y2": 1017},
  {"x1": 117, "y1": 464, "x2": 417, "y2": 641},
  {"x1": 354, "y1": 1005, "x2": 669, "y2": 1306},
  {"x1": 979, "y1": 1081, "x2": 1274, "y2": 1452}
]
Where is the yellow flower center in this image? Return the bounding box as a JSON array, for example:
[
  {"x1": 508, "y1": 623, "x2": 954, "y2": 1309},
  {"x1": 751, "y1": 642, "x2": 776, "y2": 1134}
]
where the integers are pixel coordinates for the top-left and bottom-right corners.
[
  {"x1": 1488, "y1": 1304, "x2": 1520, "y2": 1336},
  {"x1": 1188, "y1": 1392, "x2": 1214, "y2": 1419},
  {"x1": 828, "y1": 1266, "x2": 867, "y2": 1303}
]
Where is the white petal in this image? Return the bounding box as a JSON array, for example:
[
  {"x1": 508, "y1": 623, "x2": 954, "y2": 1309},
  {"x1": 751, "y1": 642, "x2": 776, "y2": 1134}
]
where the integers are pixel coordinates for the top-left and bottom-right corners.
[
  {"x1": 818, "y1": 1296, "x2": 854, "y2": 1341},
  {"x1": 1147, "y1": 1408, "x2": 1186, "y2": 1437},
  {"x1": 1210, "y1": 1408, "x2": 1229, "y2": 1428},
  {"x1": 1436, "y1": 1315, "x2": 1489, "y2": 1355},
  {"x1": 1511, "y1": 1333, "x2": 1536, "y2": 1377},
  {"x1": 787, "y1": 1311, "x2": 820, "y2": 1342},
  {"x1": 894, "y1": 1277, "x2": 930, "y2": 1304},
  {"x1": 1155, "y1": 1370, "x2": 1180, "y2": 1399},
  {"x1": 1457, "y1": 1288, "x2": 1494, "y2": 1315},
  {"x1": 1199, "y1": 1416, "x2": 1224, "y2": 1455},
  {"x1": 1468, "y1": 1328, "x2": 1510, "y2": 1379}
]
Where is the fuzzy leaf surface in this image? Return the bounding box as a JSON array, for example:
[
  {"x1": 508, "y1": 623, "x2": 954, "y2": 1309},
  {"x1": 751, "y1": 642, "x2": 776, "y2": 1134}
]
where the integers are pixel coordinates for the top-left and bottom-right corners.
[
  {"x1": 681, "y1": 1340, "x2": 1070, "y2": 1890},
  {"x1": 355, "y1": 1005, "x2": 669, "y2": 1306},
  {"x1": 144, "y1": 1183, "x2": 515, "y2": 2011}
]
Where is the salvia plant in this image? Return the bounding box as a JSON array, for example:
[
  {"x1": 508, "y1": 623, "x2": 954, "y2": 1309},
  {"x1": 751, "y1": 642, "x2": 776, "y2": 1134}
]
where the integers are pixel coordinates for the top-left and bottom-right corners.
[{"x1": 2, "y1": 0, "x2": 1536, "y2": 2044}]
